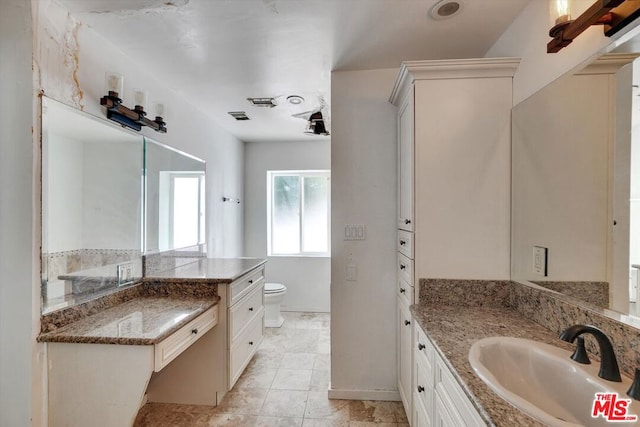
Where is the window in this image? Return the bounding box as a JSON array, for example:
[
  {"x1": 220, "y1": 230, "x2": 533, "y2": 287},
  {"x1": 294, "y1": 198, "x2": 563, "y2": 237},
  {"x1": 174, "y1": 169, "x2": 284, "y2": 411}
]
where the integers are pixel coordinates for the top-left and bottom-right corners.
[{"x1": 267, "y1": 170, "x2": 330, "y2": 256}]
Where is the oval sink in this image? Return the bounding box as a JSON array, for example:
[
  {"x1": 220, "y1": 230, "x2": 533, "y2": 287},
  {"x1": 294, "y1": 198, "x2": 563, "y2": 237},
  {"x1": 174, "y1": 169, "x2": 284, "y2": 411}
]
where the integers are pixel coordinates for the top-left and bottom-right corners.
[{"x1": 469, "y1": 337, "x2": 640, "y2": 426}]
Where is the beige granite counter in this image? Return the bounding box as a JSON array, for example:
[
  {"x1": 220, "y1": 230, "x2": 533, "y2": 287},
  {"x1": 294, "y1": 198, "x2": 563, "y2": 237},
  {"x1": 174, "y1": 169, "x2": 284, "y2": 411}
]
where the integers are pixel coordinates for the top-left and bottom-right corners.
[
  {"x1": 144, "y1": 258, "x2": 266, "y2": 284},
  {"x1": 410, "y1": 304, "x2": 576, "y2": 427},
  {"x1": 38, "y1": 295, "x2": 220, "y2": 345}
]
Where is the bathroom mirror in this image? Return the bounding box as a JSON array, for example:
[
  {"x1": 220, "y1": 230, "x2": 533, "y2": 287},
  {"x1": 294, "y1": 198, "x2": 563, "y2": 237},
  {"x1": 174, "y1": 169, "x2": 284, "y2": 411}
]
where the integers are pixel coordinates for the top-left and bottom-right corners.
[
  {"x1": 41, "y1": 97, "x2": 144, "y2": 313},
  {"x1": 144, "y1": 138, "x2": 205, "y2": 255},
  {"x1": 511, "y1": 46, "x2": 640, "y2": 318}
]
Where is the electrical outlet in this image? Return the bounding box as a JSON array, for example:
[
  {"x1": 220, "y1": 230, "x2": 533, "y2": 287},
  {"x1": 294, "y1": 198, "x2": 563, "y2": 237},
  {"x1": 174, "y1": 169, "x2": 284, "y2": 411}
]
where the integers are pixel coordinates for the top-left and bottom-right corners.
[
  {"x1": 346, "y1": 263, "x2": 357, "y2": 281},
  {"x1": 533, "y1": 246, "x2": 548, "y2": 276},
  {"x1": 117, "y1": 262, "x2": 134, "y2": 285}
]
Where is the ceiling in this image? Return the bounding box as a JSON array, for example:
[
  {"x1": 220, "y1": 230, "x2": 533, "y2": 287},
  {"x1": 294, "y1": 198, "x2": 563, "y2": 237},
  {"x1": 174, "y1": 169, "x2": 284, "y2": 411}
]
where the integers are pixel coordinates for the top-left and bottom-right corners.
[{"x1": 57, "y1": 0, "x2": 530, "y2": 143}]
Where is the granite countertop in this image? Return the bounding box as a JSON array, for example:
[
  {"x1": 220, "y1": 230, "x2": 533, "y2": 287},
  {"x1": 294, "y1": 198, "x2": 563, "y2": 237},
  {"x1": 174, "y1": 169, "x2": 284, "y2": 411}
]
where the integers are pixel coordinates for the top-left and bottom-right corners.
[
  {"x1": 38, "y1": 295, "x2": 220, "y2": 345},
  {"x1": 410, "y1": 304, "x2": 576, "y2": 427},
  {"x1": 145, "y1": 258, "x2": 266, "y2": 284}
]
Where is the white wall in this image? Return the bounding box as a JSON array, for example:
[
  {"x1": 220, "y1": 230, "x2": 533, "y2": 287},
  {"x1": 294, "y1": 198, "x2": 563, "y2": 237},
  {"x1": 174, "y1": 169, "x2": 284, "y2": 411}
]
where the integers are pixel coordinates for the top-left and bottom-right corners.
[
  {"x1": 34, "y1": 0, "x2": 245, "y2": 258},
  {"x1": 244, "y1": 140, "x2": 331, "y2": 312},
  {"x1": 487, "y1": 0, "x2": 640, "y2": 105},
  {"x1": 330, "y1": 68, "x2": 398, "y2": 398},
  {"x1": 0, "y1": 1, "x2": 38, "y2": 426}
]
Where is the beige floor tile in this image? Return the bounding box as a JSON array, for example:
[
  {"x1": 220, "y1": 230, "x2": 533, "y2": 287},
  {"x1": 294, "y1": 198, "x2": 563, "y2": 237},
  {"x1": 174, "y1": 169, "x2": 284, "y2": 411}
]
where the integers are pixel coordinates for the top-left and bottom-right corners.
[
  {"x1": 302, "y1": 419, "x2": 350, "y2": 427},
  {"x1": 309, "y1": 369, "x2": 330, "y2": 391},
  {"x1": 215, "y1": 388, "x2": 269, "y2": 415},
  {"x1": 234, "y1": 367, "x2": 278, "y2": 390},
  {"x1": 207, "y1": 413, "x2": 258, "y2": 426},
  {"x1": 271, "y1": 368, "x2": 313, "y2": 390},
  {"x1": 304, "y1": 391, "x2": 351, "y2": 420},
  {"x1": 248, "y1": 349, "x2": 285, "y2": 369},
  {"x1": 313, "y1": 354, "x2": 330, "y2": 370},
  {"x1": 254, "y1": 416, "x2": 303, "y2": 426},
  {"x1": 281, "y1": 352, "x2": 317, "y2": 370},
  {"x1": 348, "y1": 401, "x2": 403, "y2": 423},
  {"x1": 260, "y1": 389, "x2": 309, "y2": 418},
  {"x1": 348, "y1": 422, "x2": 398, "y2": 427}
]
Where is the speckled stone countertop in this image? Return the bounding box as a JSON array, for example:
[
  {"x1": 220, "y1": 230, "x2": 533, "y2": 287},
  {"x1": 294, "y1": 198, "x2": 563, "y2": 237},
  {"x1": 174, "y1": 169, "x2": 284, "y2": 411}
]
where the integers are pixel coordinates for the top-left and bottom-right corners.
[
  {"x1": 144, "y1": 258, "x2": 266, "y2": 284},
  {"x1": 38, "y1": 295, "x2": 220, "y2": 345},
  {"x1": 410, "y1": 304, "x2": 576, "y2": 427}
]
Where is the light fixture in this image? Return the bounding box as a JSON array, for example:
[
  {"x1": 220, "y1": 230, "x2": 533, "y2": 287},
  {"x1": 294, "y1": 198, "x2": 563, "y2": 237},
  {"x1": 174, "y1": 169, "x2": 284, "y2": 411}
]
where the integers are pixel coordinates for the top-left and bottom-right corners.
[
  {"x1": 548, "y1": 0, "x2": 640, "y2": 53},
  {"x1": 287, "y1": 95, "x2": 305, "y2": 105},
  {"x1": 429, "y1": 0, "x2": 463, "y2": 20},
  {"x1": 100, "y1": 74, "x2": 166, "y2": 133},
  {"x1": 304, "y1": 111, "x2": 330, "y2": 136}
]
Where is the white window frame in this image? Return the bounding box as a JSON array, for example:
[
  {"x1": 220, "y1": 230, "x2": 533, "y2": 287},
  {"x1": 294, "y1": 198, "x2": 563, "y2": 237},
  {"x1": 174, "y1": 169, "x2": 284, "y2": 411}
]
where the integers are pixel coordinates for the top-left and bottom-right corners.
[{"x1": 267, "y1": 170, "x2": 331, "y2": 257}]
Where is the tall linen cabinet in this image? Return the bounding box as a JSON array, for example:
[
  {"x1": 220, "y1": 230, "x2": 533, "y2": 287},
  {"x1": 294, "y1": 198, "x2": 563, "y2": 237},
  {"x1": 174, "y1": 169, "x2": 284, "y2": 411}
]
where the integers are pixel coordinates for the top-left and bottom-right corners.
[{"x1": 390, "y1": 58, "x2": 519, "y2": 424}]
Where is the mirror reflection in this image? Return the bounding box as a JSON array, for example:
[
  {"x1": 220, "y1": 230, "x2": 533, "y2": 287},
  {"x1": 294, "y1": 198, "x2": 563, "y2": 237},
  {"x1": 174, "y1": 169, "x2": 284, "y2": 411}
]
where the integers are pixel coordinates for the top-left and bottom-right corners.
[
  {"x1": 144, "y1": 139, "x2": 205, "y2": 255},
  {"x1": 511, "y1": 49, "x2": 640, "y2": 318},
  {"x1": 41, "y1": 97, "x2": 144, "y2": 313}
]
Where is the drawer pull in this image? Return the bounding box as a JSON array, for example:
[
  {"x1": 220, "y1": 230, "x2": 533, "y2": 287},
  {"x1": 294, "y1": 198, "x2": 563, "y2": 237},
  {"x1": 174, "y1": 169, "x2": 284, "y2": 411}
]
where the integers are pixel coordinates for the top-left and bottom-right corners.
[
  {"x1": 400, "y1": 288, "x2": 406, "y2": 294},
  {"x1": 405, "y1": 219, "x2": 411, "y2": 225},
  {"x1": 248, "y1": 279, "x2": 254, "y2": 284},
  {"x1": 418, "y1": 343, "x2": 425, "y2": 350},
  {"x1": 399, "y1": 240, "x2": 406, "y2": 245},
  {"x1": 399, "y1": 264, "x2": 406, "y2": 270},
  {"x1": 191, "y1": 328, "x2": 199, "y2": 335},
  {"x1": 404, "y1": 320, "x2": 411, "y2": 326},
  {"x1": 417, "y1": 385, "x2": 425, "y2": 393},
  {"x1": 249, "y1": 341, "x2": 254, "y2": 346},
  {"x1": 249, "y1": 307, "x2": 254, "y2": 312}
]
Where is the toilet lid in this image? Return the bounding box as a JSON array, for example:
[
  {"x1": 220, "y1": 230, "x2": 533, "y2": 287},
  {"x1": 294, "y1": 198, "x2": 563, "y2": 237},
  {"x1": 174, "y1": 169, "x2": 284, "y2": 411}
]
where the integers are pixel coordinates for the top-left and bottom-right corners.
[{"x1": 265, "y1": 282, "x2": 286, "y2": 293}]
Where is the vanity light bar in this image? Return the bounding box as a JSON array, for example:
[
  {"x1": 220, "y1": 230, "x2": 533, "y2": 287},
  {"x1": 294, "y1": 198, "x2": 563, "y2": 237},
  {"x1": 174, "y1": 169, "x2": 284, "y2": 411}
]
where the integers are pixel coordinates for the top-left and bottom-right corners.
[{"x1": 100, "y1": 91, "x2": 167, "y2": 133}]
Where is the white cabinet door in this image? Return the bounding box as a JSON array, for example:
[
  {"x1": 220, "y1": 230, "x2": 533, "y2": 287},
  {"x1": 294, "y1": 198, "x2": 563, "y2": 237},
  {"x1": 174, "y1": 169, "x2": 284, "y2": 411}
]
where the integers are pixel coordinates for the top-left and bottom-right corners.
[
  {"x1": 398, "y1": 87, "x2": 414, "y2": 231},
  {"x1": 398, "y1": 297, "x2": 413, "y2": 417}
]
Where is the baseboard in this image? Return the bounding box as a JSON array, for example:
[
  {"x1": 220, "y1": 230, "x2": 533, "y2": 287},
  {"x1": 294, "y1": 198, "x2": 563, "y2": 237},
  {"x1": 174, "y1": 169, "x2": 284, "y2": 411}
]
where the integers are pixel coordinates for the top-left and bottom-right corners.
[{"x1": 327, "y1": 385, "x2": 401, "y2": 401}]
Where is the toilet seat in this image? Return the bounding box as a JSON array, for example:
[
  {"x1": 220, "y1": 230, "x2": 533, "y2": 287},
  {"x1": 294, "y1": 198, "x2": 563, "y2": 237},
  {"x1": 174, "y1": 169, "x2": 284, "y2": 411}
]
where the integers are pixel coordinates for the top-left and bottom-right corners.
[{"x1": 264, "y1": 282, "x2": 286, "y2": 294}]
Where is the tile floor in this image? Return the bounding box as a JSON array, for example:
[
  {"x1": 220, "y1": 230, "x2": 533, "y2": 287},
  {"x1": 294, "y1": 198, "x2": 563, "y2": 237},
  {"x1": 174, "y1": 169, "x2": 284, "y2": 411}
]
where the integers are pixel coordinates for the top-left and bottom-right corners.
[{"x1": 135, "y1": 312, "x2": 408, "y2": 426}]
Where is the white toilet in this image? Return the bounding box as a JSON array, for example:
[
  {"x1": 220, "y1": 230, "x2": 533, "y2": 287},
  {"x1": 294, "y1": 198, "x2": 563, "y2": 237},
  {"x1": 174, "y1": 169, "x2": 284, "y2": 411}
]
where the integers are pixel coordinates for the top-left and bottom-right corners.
[{"x1": 264, "y1": 282, "x2": 287, "y2": 328}]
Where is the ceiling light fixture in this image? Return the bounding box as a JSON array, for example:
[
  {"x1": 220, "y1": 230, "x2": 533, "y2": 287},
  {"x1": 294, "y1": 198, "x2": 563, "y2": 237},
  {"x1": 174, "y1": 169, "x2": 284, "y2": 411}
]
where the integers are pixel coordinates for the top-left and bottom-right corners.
[
  {"x1": 429, "y1": 0, "x2": 463, "y2": 20},
  {"x1": 247, "y1": 97, "x2": 277, "y2": 108},
  {"x1": 287, "y1": 95, "x2": 305, "y2": 105},
  {"x1": 548, "y1": 0, "x2": 640, "y2": 53}
]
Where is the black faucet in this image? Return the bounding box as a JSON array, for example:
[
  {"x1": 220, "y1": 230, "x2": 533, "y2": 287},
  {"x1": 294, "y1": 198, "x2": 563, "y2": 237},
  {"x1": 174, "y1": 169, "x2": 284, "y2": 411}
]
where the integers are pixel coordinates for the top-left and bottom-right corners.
[{"x1": 559, "y1": 324, "x2": 622, "y2": 382}]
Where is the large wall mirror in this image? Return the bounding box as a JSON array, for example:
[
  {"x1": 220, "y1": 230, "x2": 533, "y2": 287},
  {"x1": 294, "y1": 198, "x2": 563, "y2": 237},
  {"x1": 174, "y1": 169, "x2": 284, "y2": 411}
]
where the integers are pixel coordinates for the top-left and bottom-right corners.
[
  {"x1": 41, "y1": 98, "x2": 206, "y2": 314},
  {"x1": 144, "y1": 139, "x2": 206, "y2": 255},
  {"x1": 42, "y1": 97, "x2": 144, "y2": 313},
  {"x1": 511, "y1": 43, "x2": 640, "y2": 322}
]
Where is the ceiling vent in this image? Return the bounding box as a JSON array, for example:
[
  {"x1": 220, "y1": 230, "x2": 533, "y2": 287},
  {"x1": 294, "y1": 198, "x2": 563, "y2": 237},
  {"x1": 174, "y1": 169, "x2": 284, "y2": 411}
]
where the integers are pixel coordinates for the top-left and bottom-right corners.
[
  {"x1": 429, "y1": 0, "x2": 463, "y2": 20},
  {"x1": 228, "y1": 111, "x2": 250, "y2": 121},
  {"x1": 247, "y1": 97, "x2": 277, "y2": 108}
]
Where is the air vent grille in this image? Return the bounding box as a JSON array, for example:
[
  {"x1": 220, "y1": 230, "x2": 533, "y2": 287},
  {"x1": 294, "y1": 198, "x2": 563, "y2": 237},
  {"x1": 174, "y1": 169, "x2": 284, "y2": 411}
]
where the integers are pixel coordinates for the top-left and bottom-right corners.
[
  {"x1": 247, "y1": 97, "x2": 277, "y2": 108},
  {"x1": 228, "y1": 111, "x2": 250, "y2": 120}
]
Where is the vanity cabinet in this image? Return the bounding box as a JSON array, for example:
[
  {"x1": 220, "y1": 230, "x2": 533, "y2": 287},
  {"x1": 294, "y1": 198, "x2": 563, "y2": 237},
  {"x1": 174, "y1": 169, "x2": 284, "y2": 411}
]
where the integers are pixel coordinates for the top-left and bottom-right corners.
[{"x1": 414, "y1": 321, "x2": 484, "y2": 427}]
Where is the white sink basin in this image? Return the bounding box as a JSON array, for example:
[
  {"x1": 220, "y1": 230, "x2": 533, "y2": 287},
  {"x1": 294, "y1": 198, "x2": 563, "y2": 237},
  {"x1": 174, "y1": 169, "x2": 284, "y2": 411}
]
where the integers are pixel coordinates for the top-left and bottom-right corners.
[{"x1": 469, "y1": 337, "x2": 640, "y2": 426}]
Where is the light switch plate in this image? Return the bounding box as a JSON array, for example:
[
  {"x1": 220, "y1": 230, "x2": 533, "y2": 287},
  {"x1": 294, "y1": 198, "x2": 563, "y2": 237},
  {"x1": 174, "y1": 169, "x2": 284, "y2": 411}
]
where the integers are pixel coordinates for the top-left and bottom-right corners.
[
  {"x1": 344, "y1": 224, "x2": 366, "y2": 241},
  {"x1": 533, "y1": 246, "x2": 548, "y2": 276},
  {"x1": 117, "y1": 262, "x2": 134, "y2": 286}
]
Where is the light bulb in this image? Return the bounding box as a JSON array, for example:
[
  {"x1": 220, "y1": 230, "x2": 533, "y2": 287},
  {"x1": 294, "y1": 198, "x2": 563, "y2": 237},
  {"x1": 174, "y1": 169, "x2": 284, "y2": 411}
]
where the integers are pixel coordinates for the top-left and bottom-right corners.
[
  {"x1": 551, "y1": 0, "x2": 572, "y2": 26},
  {"x1": 105, "y1": 73, "x2": 123, "y2": 96}
]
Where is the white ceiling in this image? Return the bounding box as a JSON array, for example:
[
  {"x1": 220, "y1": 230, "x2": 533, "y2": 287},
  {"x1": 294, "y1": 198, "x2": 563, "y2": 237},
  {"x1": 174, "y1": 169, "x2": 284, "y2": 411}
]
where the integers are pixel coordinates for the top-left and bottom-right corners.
[{"x1": 57, "y1": 0, "x2": 530, "y2": 143}]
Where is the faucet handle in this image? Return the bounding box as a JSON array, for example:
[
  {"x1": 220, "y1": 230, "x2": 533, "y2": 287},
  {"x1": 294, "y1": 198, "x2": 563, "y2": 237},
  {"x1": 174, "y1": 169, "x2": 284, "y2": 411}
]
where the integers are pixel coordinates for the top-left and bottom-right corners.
[
  {"x1": 569, "y1": 336, "x2": 591, "y2": 365},
  {"x1": 628, "y1": 369, "x2": 640, "y2": 401}
]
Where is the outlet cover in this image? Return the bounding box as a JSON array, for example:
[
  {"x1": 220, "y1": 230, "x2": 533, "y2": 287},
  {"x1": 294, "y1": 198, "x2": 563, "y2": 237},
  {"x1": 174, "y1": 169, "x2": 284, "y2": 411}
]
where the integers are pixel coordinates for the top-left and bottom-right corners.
[
  {"x1": 533, "y1": 246, "x2": 548, "y2": 276},
  {"x1": 117, "y1": 262, "x2": 134, "y2": 286}
]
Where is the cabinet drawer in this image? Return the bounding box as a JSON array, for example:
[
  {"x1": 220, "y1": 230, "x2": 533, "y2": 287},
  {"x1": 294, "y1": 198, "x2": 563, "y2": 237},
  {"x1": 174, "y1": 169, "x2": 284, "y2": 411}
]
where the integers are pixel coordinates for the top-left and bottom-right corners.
[
  {"x1": 229, "y1": 314, "x2": 264, "y2": 388},
  {"x1": 229, "y1": 266, "x2": 265, "y2": 306},
  {"x1": 397, "y1": 252, "x2": 413, "y2": 286},
  {"x1": 154, "y1": 305, "x2": 218, "y2": 372},
  {"x1": 415, "y1": 326, "x2": 434, "y2": 370},
  {"x1": 397, "y1": 230, "x2": 414, "y2": 259},
  {"x1": 413, "y1": 389, "x2": 432, "y2": 427},
  {"x1": 435, "y1": 357, "x2": 484, "y2": 427},
  {"x1": 229, "y1": 283, "x2": 264, "y2": 342},
  {"x1": 415, "y1": 355, "x2": 434, "y2": 421},
  {"x1": 397, "y1": 279, "x2": 414, "y2": 306}
]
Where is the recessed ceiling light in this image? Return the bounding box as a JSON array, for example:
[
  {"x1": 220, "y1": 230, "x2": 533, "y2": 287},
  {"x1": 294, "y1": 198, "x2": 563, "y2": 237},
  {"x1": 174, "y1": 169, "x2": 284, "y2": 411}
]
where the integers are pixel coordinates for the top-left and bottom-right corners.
[
  {"x1": 287, "y1": 95, "x2": 305, "y2": 105},
  {"x1": 429, "y1": 0, "x2": 463, "y2": 20}
]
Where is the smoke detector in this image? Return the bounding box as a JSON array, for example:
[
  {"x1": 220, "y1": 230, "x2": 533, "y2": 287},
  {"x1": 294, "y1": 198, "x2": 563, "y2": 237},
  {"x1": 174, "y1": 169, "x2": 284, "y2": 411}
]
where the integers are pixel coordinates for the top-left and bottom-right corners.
[
  {"x1": 287, "y1": 95, "x2": 305, "y2": 105},
  {"x1": 429, "y1": 0, "x2": 463, "y2": 20}
]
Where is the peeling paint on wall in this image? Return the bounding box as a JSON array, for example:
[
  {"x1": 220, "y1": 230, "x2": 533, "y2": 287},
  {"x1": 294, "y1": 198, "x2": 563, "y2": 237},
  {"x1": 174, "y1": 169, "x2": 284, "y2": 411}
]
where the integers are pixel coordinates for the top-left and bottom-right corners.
[{"x1": 34, "y1": 0, "x2": 84, "y2": 110}]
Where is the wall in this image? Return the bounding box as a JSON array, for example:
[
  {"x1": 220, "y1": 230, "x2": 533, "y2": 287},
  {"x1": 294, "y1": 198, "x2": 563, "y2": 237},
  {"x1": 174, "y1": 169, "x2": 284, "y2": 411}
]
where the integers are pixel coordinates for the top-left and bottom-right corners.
[
  {"x1": 486, "y1": 0, "x2": 640, "y2": 105},
  {"x1": 244, "y1": 140, "x2": 331, "y2": 312},
  {"x1": 330, "y1": 68, "x2": 398, "y2": 399},
  {"x1": 0, "y1": 1, "x2": 37, "y2": 426},
  {"x1": 34, "y1": 0, "x2": 245, "y2": 259}
]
